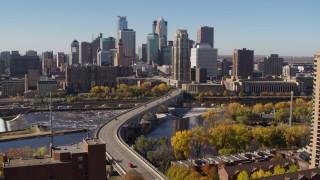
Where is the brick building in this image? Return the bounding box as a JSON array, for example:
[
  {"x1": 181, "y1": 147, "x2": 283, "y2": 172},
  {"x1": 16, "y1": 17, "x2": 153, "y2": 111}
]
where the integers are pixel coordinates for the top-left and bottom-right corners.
[{"x1": 3, "y1": 138, "x2": 106, "y2": 180}]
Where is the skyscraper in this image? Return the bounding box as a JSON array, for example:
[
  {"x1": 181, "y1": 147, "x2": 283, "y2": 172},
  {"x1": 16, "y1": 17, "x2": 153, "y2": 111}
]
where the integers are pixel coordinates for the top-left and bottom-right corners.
[
  {"x1": 307, "y1": 52, "x2": 320, "y2": 168},
  {"x1": 100, "y1": 37, "x2": 115, "y2": 51},
  {"x1": 116, "y1": 16, "x2": 128, "y2": 45},
  {"x1": 56, "y1": 52, "x2": 66, "y2": 69},
  {"x1": 264, "y1": 54, "x2": 283, "y2": 77},
  {"x1": 197, "y1": 26, "x2": 214, "y2": 48},
  {"x1": 26, "y1": 50, "x2": 37, "y2": 56},
  {"x1": 113, "y1": 40, "x2": 132, "y2": 66},
  {"x1": 232, "y1": 48, "x2": 254, "y2": 78},
  {"x1": 172, "y1": 29, "x2": 190, "y2": 81},
  {"x1": 0, "y1": 51, "x2": 11, "y2": 68},
  {"x1": 79, "y1": 42, "x2": 91, "y2": 64},
  {"x1": 153, "y1": 18, "x2": 168, "y2": 50},
  {"x1": 71, "y1": 40, "x2": 79, "y2": 65},
  {"x1": 138, "y1": 44, "x2": 147, "y2": 62},
  {"x1": 119, "y1": 29, "x2": 136, "y2": 59},
  {"x1": 42, "y1": 51, "x2": 54, "y2": 76},
  {"x1": 190, "y1": 43, "x2": 218, "y2": 79},
  {"x1": 146, "y1": 33, "x2": 159, "y2": 65}
]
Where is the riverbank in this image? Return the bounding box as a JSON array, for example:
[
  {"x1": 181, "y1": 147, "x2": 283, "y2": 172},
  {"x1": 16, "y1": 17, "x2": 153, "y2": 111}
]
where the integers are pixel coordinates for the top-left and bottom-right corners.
[{"x1": 0, "y1": 125, "x2": 87, "y2": 142}]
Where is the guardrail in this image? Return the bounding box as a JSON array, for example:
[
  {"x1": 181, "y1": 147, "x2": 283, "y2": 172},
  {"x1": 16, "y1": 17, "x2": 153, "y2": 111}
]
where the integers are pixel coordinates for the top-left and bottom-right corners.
[{"x1": 95, "y1": 89, "x2": 183, "y2": 179}]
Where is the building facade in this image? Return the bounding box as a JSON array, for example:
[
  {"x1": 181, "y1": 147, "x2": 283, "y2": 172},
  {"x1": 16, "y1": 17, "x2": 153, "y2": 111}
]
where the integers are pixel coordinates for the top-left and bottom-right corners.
[
  {"x1": 153, "y1": 18, "x2": 168, "y2": 50},
  {"x1": 26, "y1": 50, "x2": 37, "y2": 56},
  {"x1": 147, "y1": 33, "x2": 159, "y2": 65},
  {"x1": 264, "y1": 54, "x2": 283, "y2": 77},
  {"x1": 116, "y1": 16, "x2": 128, "y2": 44},
  {"x1": 113, "y1": 40, "x2": 132, "y2": 66},
  {"x1": 10, "y1": 55, "x2": 41, "y2": 77},
  {"x1": 119, "y1": 29, "x2": 136, "y2": 59},
  {"x1": 100, "y1": 37, "x2": 115, "y2": 51},
  {"x1": 37, "y1": 80, "x2": 58, "y2": 97},
  {"x1": 172, "y1": 29, "x2": 190, "y2": 81},
  {"x1": 306, "y1": 52, "x2": 320, "y2": 167},
  {"x1": 71, "y1": 40, "x2": 80, "y2": 65},
  {"x1": 232, "y1": 48, "x2": 254, "y2": 79},
  {"x1": 42, "y1": 51, "x2": 54, "y2": 76},
  {"x1": 79, "y1": 42, "x2": 91, "y2": 65},
  {"x1": 197, "y1": 26, "x2": 214, "y2": 48},
  {"x1": 0, "y1": 51, "x2": 11, "y2": 68},
  {"x1": 190, "y1": 43, "x2": 218, "y2": 79},
  {"x1": 138, "y1": 44, "x2": 147, "y2": 62},
  {"x1": 1, "y1": 79, "x2": 25, "y2": 97},
  {"x1": 56, "y1": 52, "x2": 66, "y2": 70}
]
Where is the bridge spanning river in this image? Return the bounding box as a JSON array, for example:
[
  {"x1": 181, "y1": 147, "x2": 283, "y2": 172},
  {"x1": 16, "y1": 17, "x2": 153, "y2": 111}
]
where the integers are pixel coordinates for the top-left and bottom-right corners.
[{"x1": 95, "y1": 89, "x2": 183, "y2": 180}]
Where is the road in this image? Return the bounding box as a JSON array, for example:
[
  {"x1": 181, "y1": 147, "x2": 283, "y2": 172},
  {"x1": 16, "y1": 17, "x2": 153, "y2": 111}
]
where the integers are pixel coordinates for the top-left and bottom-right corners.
[{"x1": 96, "y1": 89, "x2": 183, "y2": 180}]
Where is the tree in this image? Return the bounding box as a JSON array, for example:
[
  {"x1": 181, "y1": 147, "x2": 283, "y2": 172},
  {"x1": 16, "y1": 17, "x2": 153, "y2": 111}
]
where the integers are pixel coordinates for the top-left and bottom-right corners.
[
  {"x1": 237, "y1": 170, "x2": 249, "y2": 180},
  {"x1": 134, "y1": 135, "x2": 157, "y2": 157},
  {"x1": 264, "y1": 171, "x2": 272, "y2": 177},
  {"x1": 252, "y1": 103, "x2": 264, "y2": 114},
  {"x1": 201, "y1": 164, "x2": 217, "y2": 179},
  {"x1": 201, "y1": 109, "x2": 218, "y2": 126},
  {"x1": 171, "y1": 130, "x2": 192, "y2": 159},
  {"x1": 288, "y1": 165, "x2": 299, "y2": 173},
  {"x1": 263, "y1": 103, "x2": 274, "y2": 113},
  {"x1": 190, "y1": 126, "x2": 210, "y2": 158},
  {"x1": 147, "y1": 145, "x2": 176, "y2": 173},
  {"x1": 124, "y1": 170, "x2": 145, "y2": 180},
  {"x1": 273, "y1": 165, "x2": 286, "y2": 175},
  {"x1": 0, "y1": 153, "x2": 3, "y2": 176},
  {"x1": 36, "y1": 146, "x2": 47, "y2": 156}
]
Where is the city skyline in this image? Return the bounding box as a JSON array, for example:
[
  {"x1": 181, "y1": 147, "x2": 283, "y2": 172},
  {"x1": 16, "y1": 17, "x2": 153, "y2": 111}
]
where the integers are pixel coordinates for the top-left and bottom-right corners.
[{"x1": 0, "y1": 0, "x2": 319, "y2": 56}]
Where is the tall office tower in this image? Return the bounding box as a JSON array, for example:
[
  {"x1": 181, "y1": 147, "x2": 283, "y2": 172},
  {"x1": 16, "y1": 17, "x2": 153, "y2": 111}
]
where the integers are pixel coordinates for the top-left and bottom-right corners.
[
  {"x1": 161, "y1": 46, "x2": 172, "y2": 65},
  {"x1": 56, "y1": 52, "x2": 66, "y2": 69},
  {"x1": 91, "y1": 36, "x2": 102, "y2": 64},
  {"x1": 26, "y1": 50, "x2": 37, "y2": 56},
  {"x1": 116, "y1": 16, "x2": 128, "y2": 44},
  {"x1": 71, "y1": 40, "x2": 80, "y2": 65},
  {"x1": 42, "y1": 51, "x2": 54, "y2": 76},
  {"x1": 97, "y1": 50, "x2": 113, "y2": 66},
  {"x1": 190, "y1": 43, "x2": 218, "y2": 80},
  {"x1": 264, "y1": 54, "x2": 283, "y2": 77},
  {"x1": 0, "y1": 51, "x2": 11, "y2": 68},
  {"x1": 172, "y1": 29, "x2": 190, "y2": 81},
  {"x1": 119, "y1": 29, "x2": 136, "y2": 59},
  {"x1": 11, "y1": 51, "x2": 20, "y2": 57},
  {"x1": 307, "y1": 52, "x2": 320, "y2": 167},
  {"x1": 10, "y1": 55, "x2": 41, "y2": 77},
  {"x1": 232, "y1": 48, "x2": 254, "y2": 78},
  {"x1": 197, "y1": 26, "x2": 214, "y2": 48},
  {"x1": 153, "y1": 18, "x2": 168, "y2": 50},
  {"x1": 146, "y1": 33, "x2": 159, "y2": 65},
  {"x1": 79, "y1": 42, "x2": 91, "y2": 64},
  {"x1": 113, "y1": 40, "x2": 132, "y2": 66},
  {"x1": 100, "y1": 37, "x2": 115, "y2": 51},
  {"x1": 138, "y1": 44, "x2": 147, "y2": 62}
]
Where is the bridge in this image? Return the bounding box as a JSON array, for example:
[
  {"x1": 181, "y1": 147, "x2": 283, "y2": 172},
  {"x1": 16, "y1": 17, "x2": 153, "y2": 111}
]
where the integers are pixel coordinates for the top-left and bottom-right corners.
[{"x1": 94, "y1": 89, "x2": 184, "y2": 180}]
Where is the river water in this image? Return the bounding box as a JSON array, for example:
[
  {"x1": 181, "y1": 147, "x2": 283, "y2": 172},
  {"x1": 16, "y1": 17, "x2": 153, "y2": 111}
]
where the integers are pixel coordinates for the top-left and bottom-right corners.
[{"x1": 0, "y1": 108, "x2": 214, "y2": 151}]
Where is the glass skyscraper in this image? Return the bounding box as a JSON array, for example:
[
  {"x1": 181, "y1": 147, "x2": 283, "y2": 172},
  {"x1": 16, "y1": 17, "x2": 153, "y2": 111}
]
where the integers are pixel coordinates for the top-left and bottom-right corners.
[{"x1": 116, "y1": 16, "x2": 128, "y2": 45}]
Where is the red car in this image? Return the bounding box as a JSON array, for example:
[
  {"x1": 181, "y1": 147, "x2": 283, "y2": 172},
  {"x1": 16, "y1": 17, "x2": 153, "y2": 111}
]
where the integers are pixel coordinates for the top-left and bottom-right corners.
[{"x1": 128, "y1": 162, "x2": 133, "y2": 168}]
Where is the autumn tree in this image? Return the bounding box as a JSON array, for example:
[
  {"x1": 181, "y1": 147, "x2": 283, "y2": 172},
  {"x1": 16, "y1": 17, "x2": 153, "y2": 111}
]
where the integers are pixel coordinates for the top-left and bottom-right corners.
[
  {"x1": 201, "y1": 109, "x2": 218, "y2": 126},
  {"x1": 237, "y1": 170, "x2": 249, "y2": 180},
  {"x1": 190, "y1": 126, "x2": 210, "y2": 158},
  {"x1": 147, "y1": 145, "x2": 176, "y2": 173},
  {"x1": 287, "y1": 165, "x2": 299, "y2": 173},
  {"x1": 171, "y1": 130, "x2": 192, "y2": 159},
  {"x1": 36, "y1": 146, "x2": 48, "y2": 156},
  {"x1": 134, "y1": 135, "x2": 157, "y2": 158},
  {"x1": 252, "y1": 103, "x2": 264, "y2": 114},
  {"x1": 273, "y1": 165, "x2": 286, "y2": 175},
  {"x1": 263, "y1": 102, "x2": 274, "y2": 113},
  {"x1": 124, "y1": 170, "x2": 145, "y2": 180}
]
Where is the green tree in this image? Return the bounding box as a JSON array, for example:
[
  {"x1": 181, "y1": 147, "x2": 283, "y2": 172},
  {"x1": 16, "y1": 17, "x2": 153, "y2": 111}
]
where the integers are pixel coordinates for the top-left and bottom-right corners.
[
  {"x1": 287, "y1": 165, "x2": 299, "y2": 173},
  {"x1": 147, "y1": 145, "x2": 176, "y2": 173},
  {"x1": 237, "y1": 170, "x2": 249, "y2": 180},
  {"x1": 134, "y1": 135, "x2": 157, "y2": 157},
  {"x1": 190, "y1": 126, "x2": 210, "y2": 158}
]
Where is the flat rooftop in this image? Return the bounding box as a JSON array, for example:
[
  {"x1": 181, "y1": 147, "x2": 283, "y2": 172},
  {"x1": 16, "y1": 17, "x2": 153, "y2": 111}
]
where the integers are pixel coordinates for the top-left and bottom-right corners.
[
  {"x1": 4, "y1": 157, "x2": 66, "y2": 168},
  {"x1": 53, "y1": 142, "x2": 86, "y2": 154},
  {"x1": 85, "y1": 138, "x2": 104, "y2": 145}
]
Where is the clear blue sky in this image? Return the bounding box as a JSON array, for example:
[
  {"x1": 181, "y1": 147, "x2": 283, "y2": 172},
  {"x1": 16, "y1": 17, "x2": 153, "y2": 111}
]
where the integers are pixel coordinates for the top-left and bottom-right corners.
[{"x1": 0, "y1": 0, "x2": 319, "y2": 56}]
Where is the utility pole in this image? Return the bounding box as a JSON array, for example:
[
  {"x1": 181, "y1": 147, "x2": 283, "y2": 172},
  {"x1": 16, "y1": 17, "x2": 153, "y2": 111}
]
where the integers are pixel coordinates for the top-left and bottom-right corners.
[{"x1": 50, "y1": 92, "x2": 53, "y2": 145}]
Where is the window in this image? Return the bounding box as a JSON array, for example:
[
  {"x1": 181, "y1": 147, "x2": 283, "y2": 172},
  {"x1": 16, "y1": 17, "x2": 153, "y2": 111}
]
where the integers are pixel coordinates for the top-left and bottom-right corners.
[{"x1": 77, "y1": 156, "x2": 83, "y2": 161}]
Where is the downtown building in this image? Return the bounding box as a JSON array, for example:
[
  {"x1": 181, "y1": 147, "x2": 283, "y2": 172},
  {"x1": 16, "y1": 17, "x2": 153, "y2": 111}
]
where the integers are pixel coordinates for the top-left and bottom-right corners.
[
  {"x1": 171, "y1": 29, "x2": 191, "y2": 82},
  {"x1": 70, "y1": 40, "x2": 80, "y2": 65},
  {"x1": 197, "y1": 26, "x2": 214, "y2": 48},
  {"x1": 0, "y1": 51, "x2": 11, "y2": 68},
  {"x1": 26, "y1": 50, "x2": 37, "y2": 56},
  {"x1": 79, "y1": 41, "x2": 91, "y2": 64},
  {"x1": 10, "y1": 55, "x2": 41, "y2": 77},
  {"x1": 138, "y1": 44, "x2": 147, "y2": 62},
  {"x1": 190, "y1": 43, "x2": 218, "y2": 80},
  {"x1": 232, "y1": 48, "x2": 254, "y2": 79},
  {"x1": 146, "y1": 33, "x2": 159, "y2": 65},
  {"x1": 116, "y1": 16, "x2": 128, "y2": 45},
  {"x1": 119, "y1": 29, "x2": 136, "y2": 60},
  {"x1": 65, "y1": 65, "x2": 133, "y2": 93},
  {"x1": 264, "y1": 54, "x2": 283, "y2": 77},
  {"x1": 42, "y1": 51, "x2": 54, "y2": 76}
]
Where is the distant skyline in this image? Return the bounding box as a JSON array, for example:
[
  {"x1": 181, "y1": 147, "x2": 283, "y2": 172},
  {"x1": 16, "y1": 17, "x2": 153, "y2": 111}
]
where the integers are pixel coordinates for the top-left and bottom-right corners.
[{"x1": 0, "y1": 0, "x2": 319, "y2": 56}]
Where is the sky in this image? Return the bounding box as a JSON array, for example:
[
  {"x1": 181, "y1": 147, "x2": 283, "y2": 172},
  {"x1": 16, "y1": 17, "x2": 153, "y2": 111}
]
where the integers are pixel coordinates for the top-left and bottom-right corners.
[{"x1": 0, "y1": 0, "x2": 319, "y2": 56}]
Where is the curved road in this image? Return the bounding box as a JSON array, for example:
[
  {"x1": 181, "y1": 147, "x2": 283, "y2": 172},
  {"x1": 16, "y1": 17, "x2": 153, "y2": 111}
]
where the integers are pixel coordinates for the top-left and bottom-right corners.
[{"x1": 95, "y1": 89, "x2": 183, "y2": 180}]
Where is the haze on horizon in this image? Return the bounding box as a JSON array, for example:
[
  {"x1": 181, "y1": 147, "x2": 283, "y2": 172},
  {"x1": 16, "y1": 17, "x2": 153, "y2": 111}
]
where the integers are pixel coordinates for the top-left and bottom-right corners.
[{"x1": 0, "y1": 0, "x2": 319, "y2": 56}]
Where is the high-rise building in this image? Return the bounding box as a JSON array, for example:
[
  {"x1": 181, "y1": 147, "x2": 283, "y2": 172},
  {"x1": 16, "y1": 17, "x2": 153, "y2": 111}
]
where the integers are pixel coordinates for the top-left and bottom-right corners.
[
  {"x1": 56, "y1": 52, "x2": 66, "y2": 69},
  {"x1": 100, "y1": 37, "x2": 115, "y2": 51},
  {"x1": 0, "y1": 51, "x2": 11, "y2": 68},
  {"x1": 232, "y1": 48, "x2": 254, "y2": 78},
  {"x1": 190, "y1": 43, "x2": 218, "y2": 79},
  {"x1": 79, "y1": 41, "x2": 91, "y2": 64},
  {"x1": 264, "y1": 54, "x2": 283, "y2": 77},
  {"x1": 42, "y1": 51, "x2": 54, "y2": 76},
  {"x1": 147, "y1": 33, "x2": 159, "y2": 65},
  {"x1": 161, "y1": 46, "x2": 172, "y2": 65},
  {"x1": 116, "y1": 16, "x2": 128, "y2": 44},
  {"x1": 172, "y1": 29, "x2": 190, "y2": 81},
  {"x1": 10, "y1": 55, "x2": 40, "y2": 77},
  {"x1": 307, "y1": 52, "x2": 320, "y2": 168},
  {"x1": 97, "y1": 49, "x2": 113, "y2": 66},
  {"x1": 197, "y1": 26, "x2": 214, "y2": 48},
  {"x1": 153, "y1": 18, "x2": 168, "y2": 50},
  {"x1": 70, "y1": 40, "x2": 79, "y2": 65},
  {"x1": 26, "y1": 50, "x2": 37, "y2": 56},
  {"x1": 138, "y1": 44, "x2": 147, "y2": 62},
  {"x1": 91, "y1": 36, "x2": 102, "y2": 64},
  {"x1": 113, "y1": 40, "x2": 132, "y2": 66},
  {"x1": 11, "y1": 51, "x2": 20, "y2": 57},
  {"x1": 119, "y1": 29, "x2": 136, "y2": 59}
]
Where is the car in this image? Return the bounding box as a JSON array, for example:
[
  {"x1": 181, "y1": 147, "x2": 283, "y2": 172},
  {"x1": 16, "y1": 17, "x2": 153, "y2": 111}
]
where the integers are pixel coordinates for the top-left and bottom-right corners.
[{"x1": 128, "y1": 162, "x2": 133, "y2": 168}]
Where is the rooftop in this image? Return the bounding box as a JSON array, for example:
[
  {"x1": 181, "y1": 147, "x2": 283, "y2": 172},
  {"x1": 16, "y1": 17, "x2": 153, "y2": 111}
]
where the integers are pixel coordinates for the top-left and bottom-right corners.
[
  {"x1": 53, "y1": 142, "x2": 86, "y2": 154},
  {"x1": 84, "y1": 138, "x2": 104, "y2": 145},
  {"x1": 4, "y1": 157, "x2": 66, "y2": 168}
]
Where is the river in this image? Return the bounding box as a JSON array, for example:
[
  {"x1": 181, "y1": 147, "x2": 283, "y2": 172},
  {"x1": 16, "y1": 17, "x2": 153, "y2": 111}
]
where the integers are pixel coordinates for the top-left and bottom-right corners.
[{"x1": 0, "y1": 107, "x2": 214, "y2": 151}]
